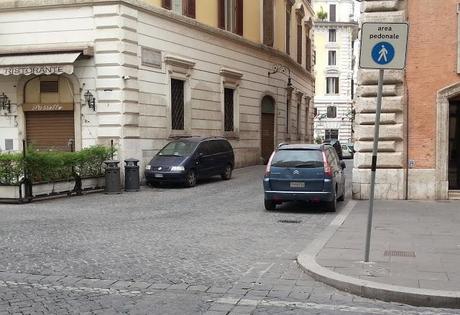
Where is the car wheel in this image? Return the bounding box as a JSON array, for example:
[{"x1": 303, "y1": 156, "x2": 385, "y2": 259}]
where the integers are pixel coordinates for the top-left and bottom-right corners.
[
  {"x1": 326, "y1": 191, "x2": 337, "y2": 212},
  {"x1": 264, "y1": 199, "x2": 276, "y2": 211},
  {"x1": 221, "y1": 164, "x2": 232, "y2": 180},
  {"x1": 185, "y1": 169, "x2": 197, "y2": 187}
]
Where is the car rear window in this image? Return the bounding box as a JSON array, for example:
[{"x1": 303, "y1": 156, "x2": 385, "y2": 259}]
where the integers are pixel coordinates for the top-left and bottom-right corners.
[
  {"x1": 158, "y1": 141, "x2": 197, "y2": 157},
  {"x1": 271, "y1": 150, "x2": 324, "y2": 168}
]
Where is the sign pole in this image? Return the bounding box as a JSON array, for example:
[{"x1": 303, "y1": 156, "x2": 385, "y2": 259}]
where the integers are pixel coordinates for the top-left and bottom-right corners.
[{"x1": 364, "y1": 68, "x2": 384, "y2": 262}]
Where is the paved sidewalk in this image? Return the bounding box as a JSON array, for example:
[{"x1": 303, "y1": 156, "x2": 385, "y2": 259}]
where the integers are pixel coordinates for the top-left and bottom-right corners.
[{"x1": 298, "y1": 199, "x2": 460, "y2": 307}]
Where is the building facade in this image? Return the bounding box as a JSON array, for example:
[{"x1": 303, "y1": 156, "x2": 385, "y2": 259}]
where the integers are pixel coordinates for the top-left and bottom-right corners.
[
  {"x1": 0, "y1": 0, "x2": 315, "y2": 173},
  {"x1": 312, "y1": 0, "x2": 358, "y2": 144},
  {"x1": 353, "y1": 0, "x2": 460, "y2": 200}
]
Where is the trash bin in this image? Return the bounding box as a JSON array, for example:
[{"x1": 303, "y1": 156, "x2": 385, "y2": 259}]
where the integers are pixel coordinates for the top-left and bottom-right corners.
[
  {"x1": 104, "y1": 160, "x2": 121, "y2": 194},
  {"x1": 124, "y1": 158, "x2": 140, "y2": 192}
]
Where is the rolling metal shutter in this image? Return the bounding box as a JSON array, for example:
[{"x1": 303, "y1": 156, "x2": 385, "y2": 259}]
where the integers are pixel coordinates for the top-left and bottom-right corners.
[{"x1": 25, "y1": 111, "x2": 75, "y2": 151}]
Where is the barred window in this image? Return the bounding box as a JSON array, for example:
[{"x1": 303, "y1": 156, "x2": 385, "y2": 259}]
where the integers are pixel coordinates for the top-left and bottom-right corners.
[
  {"x1": 224, "y1": 88, "x2": 234, "y2": 132},
  {"x1": 171, "y1": 79, "x2": 184, "y2": 130}
]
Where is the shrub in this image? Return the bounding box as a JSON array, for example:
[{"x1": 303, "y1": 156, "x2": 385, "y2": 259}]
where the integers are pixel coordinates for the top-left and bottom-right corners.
[
  {"x1": 0, "y1": 145, "x2": 114, "y2": 185},
  {"x1": 0, "y1": 153, "x2": 24, "y2": 185}
]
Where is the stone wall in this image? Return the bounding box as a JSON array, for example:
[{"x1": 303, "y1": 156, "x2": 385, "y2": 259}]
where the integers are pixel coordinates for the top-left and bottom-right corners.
[{"x1": 353, "y1": 0, "x2": 407, "y2": 199}]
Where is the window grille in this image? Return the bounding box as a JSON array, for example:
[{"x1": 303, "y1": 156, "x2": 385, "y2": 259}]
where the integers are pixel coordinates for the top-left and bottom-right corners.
[
  {"x1": 224, "y1": 88, "x2": 234, "y2": 132},
  {"x1": 171, "y1": 79, "x2": 184, "y2": 130}
]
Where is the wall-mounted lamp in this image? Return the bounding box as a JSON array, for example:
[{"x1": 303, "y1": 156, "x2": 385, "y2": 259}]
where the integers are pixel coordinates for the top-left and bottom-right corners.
[
  {"x1": 84, "y1": 90, "x2": 96, "y2": 111},
  {"x1": 0, "y1": 93, "x2": 11, "y2": 113}
]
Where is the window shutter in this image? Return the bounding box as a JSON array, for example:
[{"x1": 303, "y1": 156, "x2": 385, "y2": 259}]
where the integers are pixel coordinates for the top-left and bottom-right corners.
[
  {"x1": 236, "y1": 0, "x2": 244, "y2": 36},
  {"x1": 185, "y1": 0, "x2": 196, "y2": 18},
  {"x1": 162, "y1": 0, "x2": 172, "y2": 10},
  {"x1": 218, "y1": 0, "x2": 225, "y2": 29},
  {"x1": 263, "y1": 0, "x2": 274, "y2": 46}
]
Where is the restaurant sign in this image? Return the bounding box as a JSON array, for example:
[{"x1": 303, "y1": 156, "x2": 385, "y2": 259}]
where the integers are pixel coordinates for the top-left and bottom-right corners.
[
  {"x1": 0, "y1": 64, "x2": 74, "y2": 76},
  {"x1": 23, "y1": 103, "x2": 74, "y2": 112}
]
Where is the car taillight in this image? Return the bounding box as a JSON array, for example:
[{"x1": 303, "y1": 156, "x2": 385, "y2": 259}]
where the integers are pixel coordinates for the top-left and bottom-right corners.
[
  {"x1": 322, "y1": 151, "x2": 333, "y2": 177},
  {"x1": 265, "y1": 151, "x2": 276, "y2": 176}
]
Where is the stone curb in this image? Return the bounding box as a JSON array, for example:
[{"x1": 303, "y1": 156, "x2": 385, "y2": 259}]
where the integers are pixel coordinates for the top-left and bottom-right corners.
[{"x1": 296, "y1": 200, "x2": 460, "y2": 308}]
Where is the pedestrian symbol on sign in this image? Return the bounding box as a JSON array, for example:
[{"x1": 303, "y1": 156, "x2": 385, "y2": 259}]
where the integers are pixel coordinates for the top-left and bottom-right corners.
[{"x1": 371, "y1": 42, "x2": 395, "y2": 65}]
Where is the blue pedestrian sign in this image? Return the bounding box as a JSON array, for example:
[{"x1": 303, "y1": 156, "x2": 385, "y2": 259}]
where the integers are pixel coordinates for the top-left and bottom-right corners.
[
  {"x1": 371, "y1": 42, "x2": 395, "y2": 65},
  {"x1": 359, "y1": 23, "x2": 408, "y2": 70}
]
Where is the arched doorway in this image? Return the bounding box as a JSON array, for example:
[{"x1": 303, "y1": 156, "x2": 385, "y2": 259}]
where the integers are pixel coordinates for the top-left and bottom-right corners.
[
  {"x1": 261, "y1": 95, "x2": 275, "y2": 163},
  {"x1": 23, "y1": 76, "x2": 75, "y2": 151}
]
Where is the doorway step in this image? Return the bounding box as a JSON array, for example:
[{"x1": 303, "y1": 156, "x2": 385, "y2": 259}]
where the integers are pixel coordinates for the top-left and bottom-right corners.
[{"x1": 448, "y1": 190, "x2": 460, "y2": 200}]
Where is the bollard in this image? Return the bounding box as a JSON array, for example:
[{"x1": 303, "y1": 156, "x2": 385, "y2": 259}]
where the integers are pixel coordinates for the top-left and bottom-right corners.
[
  {"x1": 104, "y1": 160, "x2": 121, "y2": 194},
  {"x1": 124, "y1": 158, "x2": 140, "y2": 192}
]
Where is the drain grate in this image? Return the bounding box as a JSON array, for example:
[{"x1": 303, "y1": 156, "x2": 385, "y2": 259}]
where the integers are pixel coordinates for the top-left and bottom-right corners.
[
  {"x1": 278, "y1": 219, "x2": 302, "y2": 224},
  {"x1": 384, "y1": 250, "x2": 416, "y2": 257}
]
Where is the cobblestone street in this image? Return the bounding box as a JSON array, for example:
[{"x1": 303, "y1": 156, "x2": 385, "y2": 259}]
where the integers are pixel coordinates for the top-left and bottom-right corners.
[{"x1": 0, "y1": 163, "x2": 458, "y2": 314}]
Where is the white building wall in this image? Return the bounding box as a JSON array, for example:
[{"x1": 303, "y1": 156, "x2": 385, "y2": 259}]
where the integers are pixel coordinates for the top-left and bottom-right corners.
[
  {"x1": 312, "y1": 0, "x2": 357, "y2": 144},
  {"x1": 0, "y1": 1, "x2": 315, "y2": 174}
]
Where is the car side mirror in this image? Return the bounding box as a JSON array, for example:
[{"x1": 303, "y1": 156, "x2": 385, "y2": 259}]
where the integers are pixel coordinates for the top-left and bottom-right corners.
[{"x1": 340, "y1": 161, "x2": 346, "y2": 169}]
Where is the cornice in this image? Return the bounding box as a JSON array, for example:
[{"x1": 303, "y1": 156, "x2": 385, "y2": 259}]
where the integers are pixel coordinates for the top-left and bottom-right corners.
[
  {"x1": 0, "y1": 0, "x2": 314, "y2": 83},
  {"x1": 314, "y1": 21, "x2": 359, "y2": 28}
]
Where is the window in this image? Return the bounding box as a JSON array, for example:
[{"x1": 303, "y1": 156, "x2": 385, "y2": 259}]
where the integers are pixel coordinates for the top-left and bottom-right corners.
[
  {"x1": 40, "y1": 81, "x2": 58, "y2": 93},
  {"x1": 305, "y1": 20, "x2": 312, "y2": 71},
  {"x1": 329, "y1": 4, "x2": 336, "y2": 22},
  {"x1": 224, "y1": 88, "x2": 234, "y2": 132},
  {"x1": 263, "y1": 0, "x2": 274, "y2": 46},
  {"x1": 285, "y1": 1, "x2": 293, "y2": 55},
  {"x1": 171, "y1": 79, "x2": 184, "y2": 130},
  {"x1": 162, "y1": 0, "x2": 195, "y2": 18},
  {"x1": 328, "y1": 51, "x2": 337, "y2": 66},
  {"x1": 306, "y1": 36, "x2": 312, "y2": 71},
  {"x1": 325, "y1": 129, "x2": 339, "y2": 140},
  {"x1": 326, "y1": 106, "x2": 337, "y2": 118},
  {"x1": 326, "y1": 77, "x2": 339, "y2": 94},
  {"x1": 329, "y1": 29, "x2": 336, "y2": 42},
  {"x1": 218, "y1": 0, "x2": 243, "y2": 35},
  {"x1": 297, "y1": 23, "x2": 302, "y2": 64}
]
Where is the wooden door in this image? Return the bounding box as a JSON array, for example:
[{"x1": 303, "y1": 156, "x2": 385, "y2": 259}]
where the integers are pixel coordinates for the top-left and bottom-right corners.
[{"x1": 261, "y1": 113, "x2": 275, "y2": 163}]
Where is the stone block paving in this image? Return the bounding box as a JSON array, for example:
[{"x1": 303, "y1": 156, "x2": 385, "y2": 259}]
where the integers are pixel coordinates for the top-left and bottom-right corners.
[
  {"x1": 0, "y1": 162, "x2": 458, "y2": 314},
  {"x1": 317, "y1": 199, "x2": 460, "y2": 291}
]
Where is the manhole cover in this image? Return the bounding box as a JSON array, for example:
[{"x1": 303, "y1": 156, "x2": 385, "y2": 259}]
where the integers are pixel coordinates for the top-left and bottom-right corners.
[
  {"x1": 384, "y1": 250, "x2": 416, "y2": 257},
  {"x1": 278, "y1": 219, "x2": 302, "y2": 224}
]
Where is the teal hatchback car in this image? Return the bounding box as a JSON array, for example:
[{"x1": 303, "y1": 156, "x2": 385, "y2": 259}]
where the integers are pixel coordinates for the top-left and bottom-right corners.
[{"x1": 263, "y1": 144, "x2": 346, "y2": 212}]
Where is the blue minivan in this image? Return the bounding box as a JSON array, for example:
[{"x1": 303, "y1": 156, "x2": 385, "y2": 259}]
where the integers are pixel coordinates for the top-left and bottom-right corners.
[
  {"x1": 263, "y1": 144, "x2": 346, "y2": 212},
  {"x1": 145, "y1": 137, "x2": 234, "y2": 187}
]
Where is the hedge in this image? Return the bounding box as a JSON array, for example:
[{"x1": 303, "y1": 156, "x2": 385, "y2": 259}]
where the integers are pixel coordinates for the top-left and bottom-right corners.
[{"x1": 0, "y1": 146, "x2": 114, "y2": 185}]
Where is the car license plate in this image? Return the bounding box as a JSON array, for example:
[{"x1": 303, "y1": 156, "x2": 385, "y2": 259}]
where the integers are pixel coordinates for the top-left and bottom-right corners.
[
  {"x1": 154, "y1": 173, "x2": 164, "y2": 178},
  {"x1": 290, "y1": 182, "x2": 305, "y2": 188}
]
